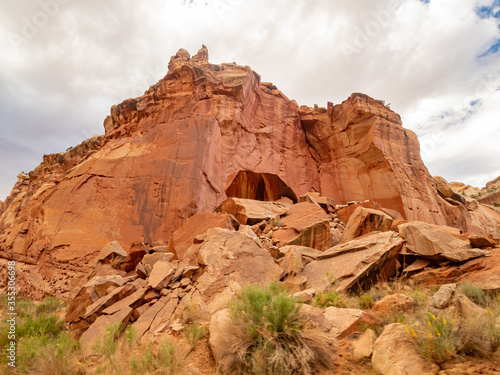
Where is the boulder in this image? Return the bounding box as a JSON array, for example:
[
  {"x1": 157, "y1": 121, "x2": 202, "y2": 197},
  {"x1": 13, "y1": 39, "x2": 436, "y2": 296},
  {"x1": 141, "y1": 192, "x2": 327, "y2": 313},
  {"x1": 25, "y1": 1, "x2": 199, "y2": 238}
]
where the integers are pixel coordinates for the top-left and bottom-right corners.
[
  {"x1": 102, "y1": 287, "x2": 147, "y2": 315},
  {"x1": 433, "y1": 176, "x2": 454, "y2": 198},
  {"x1": 335, "y1": 201, "x2": 393, "y2": 223},
  {"x1": 121, "y1": 242, "x2": 148, "y2": 272},
  {"x1": 218, "y1": 198, "x2": 291, "y2": 225},
  {"x1": 273, "y1": 202, "x2": 331, "y2": 251},
  {"x1": 209, "y1": 309, "x2": 239, "y2": 374},
  {"x1": 399, "y1": 222, "x2": 489, "y2": 262},
  {"x1": 167, "y1": 211, "x2": 235, "y2": 260},
  {"x1": 469, "y1": 234, "x2": 497, "y2": 248},
  {"x1": 148, "y1": 261, "x2": 174, "y2": 291},
  {"x1": 66, "y1": 275, "x2": 133, "y2": 323},
  {"x1": 279, "y1": 247, "x2": 304, "y2": 276},
  {"x1": 352, "y1": 329, "x2": 376, "y2": 360},
  {"x1": 302, "y1": 231, "x2": 404, "y2": 294},
  {"x1": 132, "y1": 296, "x2": 169, "y2": 341},
  {"x1": 372, "y1": 294, "x2": 414, "y2": 314},
  {"x1": 323, "y1": 307, "x2": 379, "y2": 339},
  {"x1": 83, "y1": 284, "x2": 133, "y2": 322},
  {"x1": 80, "y1": 307, "x2": 133, "y2": 355},
  {"x1": 141, "y1": 252, "x2": 175, "y2": 276},
  {"x1": 444, "y1": 294, "x2": 495, "y2": 355},
  {"x1": 411, "y1": 249, "x2": 500, "y2": 291},
  {"x1": 147, "y1": 295, "x2": 179, "y2": 336},
  {"x1": 95, "y1": 241, "x2": 128, "y2": 268},
  {"x1": 340, "y1": 206, "x2": 393, "y2": 243},
  {"x1": 430, "y1": 284, "x2": 456, "y2": 309},
  {"x1": 372, "y1": 323, "x2": 439, "y2": 375},
  {"x1": 299, "y1": 192, "x2": 335, "y2": 212},
  {"x1": 195, "y1": 228, "x2": 282, "y2": 301}
]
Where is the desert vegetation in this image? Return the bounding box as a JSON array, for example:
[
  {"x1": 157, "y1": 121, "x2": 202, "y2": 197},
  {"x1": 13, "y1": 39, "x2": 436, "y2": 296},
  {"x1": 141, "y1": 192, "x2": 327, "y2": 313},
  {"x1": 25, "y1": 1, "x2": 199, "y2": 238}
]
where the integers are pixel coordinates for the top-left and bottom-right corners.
[{"x1": 2, "y1": 278, "x2": 499, "y2": 375}]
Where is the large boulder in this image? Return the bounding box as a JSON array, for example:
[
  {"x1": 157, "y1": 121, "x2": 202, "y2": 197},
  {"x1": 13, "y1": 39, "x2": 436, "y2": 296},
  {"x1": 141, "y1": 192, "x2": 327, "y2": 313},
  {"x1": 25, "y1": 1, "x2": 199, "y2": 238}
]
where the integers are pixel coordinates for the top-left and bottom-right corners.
[
  {"x1": 195, "y1": 228, "x2": 282, "y2": 303},
  {"x1": 209, "y1": 309, "x2": 240, "y2": 374},
  {"x1": 399, "y1": 222, "x2": 489, "y2": 262},
  {"x1": 372, "y1": 323, "x2": 439, "y2": 375},
  {"x1": 273, "y1": 202, "x2": 331, "y2": 251},
  {"x1": 302, "y1": 231, "x2": 404, "y2": 294},
  {"x1": 411, "y1": 249, "x2": 500, "y2": 291},
  {"x1": 167, "y1": 211, "x2": 235, "y2": 260},
  {"x1": 340, "y1": 206, "x2": 393, "y2": 243},
  {"x1": 218, "y1": 197, "x2": 291, "y2": 225},
  {"x1": 79, "y1": 307, "x2": 133, "y2": 355}
]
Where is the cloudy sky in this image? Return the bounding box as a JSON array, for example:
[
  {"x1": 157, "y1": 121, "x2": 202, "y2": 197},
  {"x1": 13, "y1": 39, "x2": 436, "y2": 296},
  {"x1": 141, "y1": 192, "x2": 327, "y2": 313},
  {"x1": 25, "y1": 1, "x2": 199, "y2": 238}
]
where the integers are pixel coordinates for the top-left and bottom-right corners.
[{"x1": 0, "y1": 0, "x2": 499, "y2": 200}]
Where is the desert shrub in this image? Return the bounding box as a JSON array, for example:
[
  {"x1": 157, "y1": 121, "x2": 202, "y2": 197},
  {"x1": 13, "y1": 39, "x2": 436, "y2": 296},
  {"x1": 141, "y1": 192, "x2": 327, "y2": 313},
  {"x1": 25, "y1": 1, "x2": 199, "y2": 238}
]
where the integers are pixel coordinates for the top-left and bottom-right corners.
[
  {"x1": 460, "y1": 282, "x2": 487, "y2": 306},
  {"x1": 129, "y1": 339, "x2": 184, "y2": 375},
  {"x1": 35, "y1": 297, "x2": 65, "y2": 316},
  {"x1": 184, "y1": 323, "x2": 207, "y2": 348},
  {"x1": 93, "y1": 322, "x2": 123, "y2": 360},
  {"x1": 358, "y1": 295, "x2": 374, "y2": 309},
  {"x1": 17, "y1": 333, "x2": 84, "y2": 375},
  {"x1": 314, "y1": 291, "x2": 346, "y2": 308},
  {"x1": 229, "y1": 282, "x2": 332, "y2": 374},
  {"x1": 408, "y1": 312, "x2": 457, "y2": 366}
]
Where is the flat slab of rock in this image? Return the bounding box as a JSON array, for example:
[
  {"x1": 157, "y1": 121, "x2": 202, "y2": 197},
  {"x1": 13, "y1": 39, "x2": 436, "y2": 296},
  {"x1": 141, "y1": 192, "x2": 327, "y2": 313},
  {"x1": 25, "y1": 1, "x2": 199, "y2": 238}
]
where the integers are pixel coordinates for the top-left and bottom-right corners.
[
  {"x1": 411, "y1": 249, "x2": 500, "y2": 291},
  {"x1": 219, "y1": 197, "x2": 291, "y2": 225},
  {"x1": 399, "y1": 221, "x2": 489, "y2": 262},
  {"x1": 80, "y1": 307, "x2": 133, "y2": 355},
  {"x1": 168, "y1": 211, "x2": 235, "y2": 260},
  {"x1": 340, "y1": 206, "x2": 393, "y2": 243},
  {"x1": 372, "y1": 294, "x2": 414, "y2": 314},
  {"x1": 102, "y1": 287, "x2": 147, "y2": 315},
  {"x1": 323, "y1": 307, "x2": 378, "y2": 339},
  {"x1": 273, "y1": 202, "x2": 331, "y2": 251},
  {"x1": 148, "y1": 261, "x2": 174, "y2": 291},
  {"x1": 302, "y1": 231, "x2": 404, "y2": 294},
  {"x1": 372, "y1": 323, "x2": 439, "y2": 375},
  {"x1": 141, "y1": 253, "x2": 175, "y2": 276},
  {"x1": 132, "y1": 296, "x2": 169, "y2": 341}
]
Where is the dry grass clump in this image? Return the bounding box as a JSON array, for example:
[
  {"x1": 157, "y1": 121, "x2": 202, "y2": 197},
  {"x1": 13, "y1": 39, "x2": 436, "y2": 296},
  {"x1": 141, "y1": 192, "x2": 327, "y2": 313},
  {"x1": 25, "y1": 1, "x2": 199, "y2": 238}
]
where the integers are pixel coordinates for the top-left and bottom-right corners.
[
  {"x1": 228, "y1": 282, "x2": 333, "y2": 375},
  {"x1": 408, "y1": 312, "x2": 458, "y2": 366}
]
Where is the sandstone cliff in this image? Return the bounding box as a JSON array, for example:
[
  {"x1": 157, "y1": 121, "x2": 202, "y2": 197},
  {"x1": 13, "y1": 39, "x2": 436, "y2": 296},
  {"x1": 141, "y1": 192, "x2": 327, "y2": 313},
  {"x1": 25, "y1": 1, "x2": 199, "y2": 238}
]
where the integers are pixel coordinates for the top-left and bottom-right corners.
[{"x1": 1, "y1": 46, "x2": 499, "y2": 298}]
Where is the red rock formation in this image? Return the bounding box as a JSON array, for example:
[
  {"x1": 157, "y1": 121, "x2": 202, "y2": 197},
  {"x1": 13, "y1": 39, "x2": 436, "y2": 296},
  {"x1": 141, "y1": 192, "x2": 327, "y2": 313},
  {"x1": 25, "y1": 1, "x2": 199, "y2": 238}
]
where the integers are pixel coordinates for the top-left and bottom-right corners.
[
  {"x1": 0, "y1": 47, "x2": 319, "y2": 297},
  {"x1": 1, "y1": 46, "x2": 499, "y2": 299},
  {"x1": 299, "y1": 94, "x2": 500, "y2": 236}
]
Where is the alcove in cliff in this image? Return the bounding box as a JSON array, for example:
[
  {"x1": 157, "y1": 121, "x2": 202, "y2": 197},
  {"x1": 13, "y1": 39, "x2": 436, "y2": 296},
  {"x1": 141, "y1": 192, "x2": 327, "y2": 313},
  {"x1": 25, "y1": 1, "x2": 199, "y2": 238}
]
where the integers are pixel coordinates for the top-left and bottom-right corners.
[{"x1": 225, "y1": 171, "x2": 298, "y2": 203}]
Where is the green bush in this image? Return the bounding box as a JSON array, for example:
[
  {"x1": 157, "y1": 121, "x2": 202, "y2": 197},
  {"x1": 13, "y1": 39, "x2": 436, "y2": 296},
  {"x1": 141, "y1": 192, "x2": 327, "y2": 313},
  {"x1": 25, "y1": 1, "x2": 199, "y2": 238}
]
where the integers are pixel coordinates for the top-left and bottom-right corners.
[
  {"x1": 460, "y1": 282, "x2": 487, "y2": 306},
  {"x1": 358, "y1": 295, "x2": 374, "y2": 309},
  {"x1": 17, "y1": 333, "x2": 83, "y2": 375},
  {"x1": 314, "y1": 292, "x2": 346, "y2": 308},
  {"x1": 129, "y1": 339, "x2": 183, "y2": 375},
  {"x1": 184, "y1": 323, "x2": 207, "y2": 348},
  {"x1": 229, "y1": 282, "x2": 331, "y2": 374},
  {"x1": 35, "y1": 297, "x2": 65, "y2": 316}
]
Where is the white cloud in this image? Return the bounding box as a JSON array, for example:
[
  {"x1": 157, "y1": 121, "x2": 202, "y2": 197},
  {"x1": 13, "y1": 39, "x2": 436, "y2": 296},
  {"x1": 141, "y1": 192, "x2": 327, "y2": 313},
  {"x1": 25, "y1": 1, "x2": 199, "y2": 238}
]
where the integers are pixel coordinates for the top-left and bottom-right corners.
[{"x1": 0, "y1": 0, "x2": 499, "y2": 200}]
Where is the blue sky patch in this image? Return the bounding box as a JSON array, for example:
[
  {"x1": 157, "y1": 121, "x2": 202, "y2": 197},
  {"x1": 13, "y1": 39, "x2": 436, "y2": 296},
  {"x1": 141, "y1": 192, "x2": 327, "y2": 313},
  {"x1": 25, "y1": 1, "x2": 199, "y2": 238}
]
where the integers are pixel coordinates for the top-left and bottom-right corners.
[{"x1": 476, "y1": 0, "x2": 500, "y2": 19}]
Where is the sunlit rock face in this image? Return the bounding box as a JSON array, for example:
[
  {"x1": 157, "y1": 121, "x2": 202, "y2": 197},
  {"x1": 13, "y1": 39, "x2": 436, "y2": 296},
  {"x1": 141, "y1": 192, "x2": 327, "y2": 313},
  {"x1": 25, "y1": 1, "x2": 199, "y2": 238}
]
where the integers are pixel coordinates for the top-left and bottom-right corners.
[{"x1": 0, "y1": 46, "x2": 499, "y2": 299}]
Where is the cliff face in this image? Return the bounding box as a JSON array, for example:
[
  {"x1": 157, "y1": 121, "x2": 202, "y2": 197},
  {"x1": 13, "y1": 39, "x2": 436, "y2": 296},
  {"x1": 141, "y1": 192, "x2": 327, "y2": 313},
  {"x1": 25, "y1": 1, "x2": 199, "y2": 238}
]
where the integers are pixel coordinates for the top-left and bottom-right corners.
[
  {"x1": 299, "y1": 95, "x2": 500, "y2": 236},
  {"x1": 1, "y1": 46, "x2": 499, "y2": 298}
]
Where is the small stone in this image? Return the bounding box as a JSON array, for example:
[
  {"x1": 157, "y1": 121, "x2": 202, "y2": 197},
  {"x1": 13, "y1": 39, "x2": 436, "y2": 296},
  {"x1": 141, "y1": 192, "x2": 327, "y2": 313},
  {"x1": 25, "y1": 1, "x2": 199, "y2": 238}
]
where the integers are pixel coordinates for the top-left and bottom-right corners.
[{"x1": 430, "y1": 284, "x2": 456, "y2": 309}]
